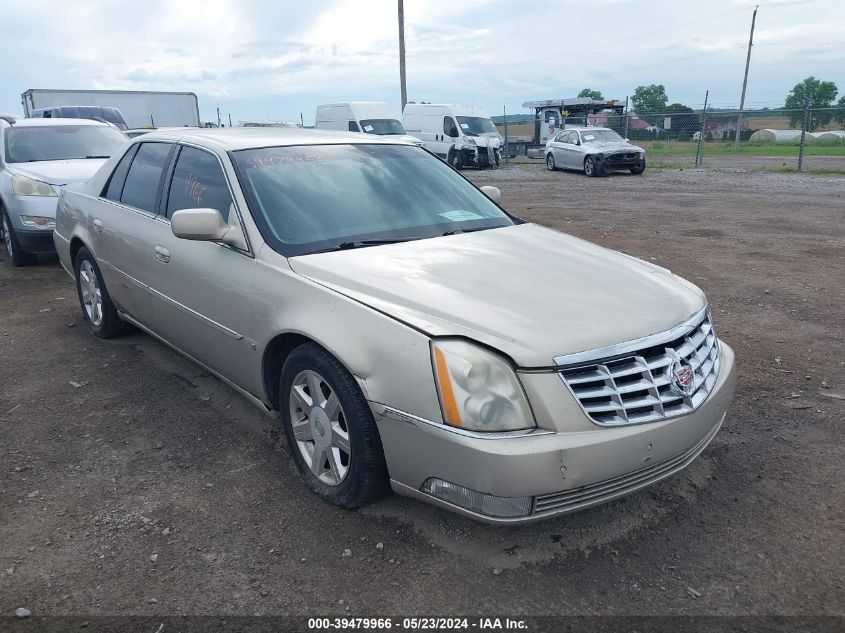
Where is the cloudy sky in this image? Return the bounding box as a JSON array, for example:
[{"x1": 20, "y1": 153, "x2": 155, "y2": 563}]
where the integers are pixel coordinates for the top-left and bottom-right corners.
[{"x1": 0, "y1": 0, "x2": 842, "y2": 124}]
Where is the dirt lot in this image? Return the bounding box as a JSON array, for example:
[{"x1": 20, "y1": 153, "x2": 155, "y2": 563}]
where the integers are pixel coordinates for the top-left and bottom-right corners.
[{"x1": 1, "y1": 167, "x2": 843, "y2": 622}]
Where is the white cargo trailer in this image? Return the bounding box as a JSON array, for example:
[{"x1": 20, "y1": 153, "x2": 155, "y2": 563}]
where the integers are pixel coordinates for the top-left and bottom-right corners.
[{"x1": 21, "y1": 89, "x2": 200, "y2": 129}]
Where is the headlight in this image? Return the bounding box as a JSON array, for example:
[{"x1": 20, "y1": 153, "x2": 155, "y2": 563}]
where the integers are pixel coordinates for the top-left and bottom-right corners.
[
  {"x1": 11, "y1": 174, "x2": 57, "y2": 197},
  {"x1": 431, "y1": 339, "x2": 535, "y2": 432},
  {"x1": 462, "y1": 136, "x2": 476, "y2": 145},
  {"x1": 20, "y1": 215, "x2": 56, "y2": 228}
]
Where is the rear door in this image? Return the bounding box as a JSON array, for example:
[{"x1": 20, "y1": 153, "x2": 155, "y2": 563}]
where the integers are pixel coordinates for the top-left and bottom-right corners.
[
  {"x1": 144, "y1": 144, "x2": 257, "y2": 386},
  {"x1": 93, "y1": 141, "x2": 174, "y2": 324}
]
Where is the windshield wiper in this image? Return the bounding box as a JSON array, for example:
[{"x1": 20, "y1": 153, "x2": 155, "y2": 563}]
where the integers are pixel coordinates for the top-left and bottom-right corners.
[
  {"x1": 320, "y1": 238, "x2": 415, "y2": 253},
  {"x1": 441, "y1": 227, "x2": 493, "y2": 237},
  {"x1": 84, "y1": 155, "x2": 111, "y2": 159}
]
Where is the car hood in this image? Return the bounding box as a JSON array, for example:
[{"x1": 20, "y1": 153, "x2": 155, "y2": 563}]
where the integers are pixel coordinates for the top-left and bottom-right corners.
[
  {"x1": 394, "y1": 134, "x2": 423, "y2": 145},
  {"x1": 9, "y1": 159, "x2": 108, "y2": 186},
  {"x1": 582, "y1": 141, "x2": 643, "y2": 154},
  {"x1": 288, "y1": 223, "x2": 706, "y2": 367},
  {"x1": 469, "y1": 134, "x2": 501, "y2": 148}
]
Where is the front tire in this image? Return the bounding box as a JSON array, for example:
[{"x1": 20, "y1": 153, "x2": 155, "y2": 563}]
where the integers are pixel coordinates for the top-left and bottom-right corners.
[
  {"x1": 279, "y1": 342, "x2": 388, "y2": 509},
  {"x1": 73, "y1": 247, "x2": 127, "y2": 338},
  {"x1": 2, "y1": 209, "x2": 37, "y2": 267},
  {"x1": 584, "y1": 156, "x2": 602, "y2": 177},
  {"x1": 448, "y1": 148, "x2": 463, "y2": 170},
  {"x1": 630, "y1": 161, "x2": 646, "y2": 175},
  {"x1": 546, "y1": 153, "x2": 556, "y2": 171}
]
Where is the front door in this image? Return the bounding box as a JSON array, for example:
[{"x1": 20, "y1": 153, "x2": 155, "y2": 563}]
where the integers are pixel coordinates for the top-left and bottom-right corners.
[{"x1": 144, "y1": 144, "x2": 257, "y2": 387}]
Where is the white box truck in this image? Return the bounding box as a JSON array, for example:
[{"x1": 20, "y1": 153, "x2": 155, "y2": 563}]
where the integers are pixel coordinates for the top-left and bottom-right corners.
[
  {"x1": 402, "y1": 104, "x2": 501, "y2": 168},
  {"x1": 21, "y1": 89, "x2": 200, "y2": 129},
  {"x1": 315, "y1": 102, "x2": 421, "y2": 145}
]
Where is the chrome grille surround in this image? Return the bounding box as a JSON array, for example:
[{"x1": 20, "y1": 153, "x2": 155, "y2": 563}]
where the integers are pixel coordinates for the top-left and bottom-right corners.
[{"x1": 555, "y1": 307, "x2": 720, "y2": 426}]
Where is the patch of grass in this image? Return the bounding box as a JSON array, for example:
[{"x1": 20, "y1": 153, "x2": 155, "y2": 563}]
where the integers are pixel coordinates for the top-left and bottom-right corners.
[
  {"x1": 770, "y1": 166, "x2": 845, "y2": 175},
  {"x1": 632, "y1": 141, "x2": 845, "y2": 157}
]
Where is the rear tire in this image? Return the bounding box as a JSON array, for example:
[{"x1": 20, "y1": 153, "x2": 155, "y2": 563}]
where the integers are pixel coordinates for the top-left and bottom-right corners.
[
  {"x1": 2, "y1": 209, "x2": 37, "y2": 267},
  {"x1": 73, "y1": 246, "x2": 127, "y2": 338},
  {"x1": 546, "y1": 153, "x2": 556, "y2": 171},
  {"x1": 279, "y1": 342, "x2": 389, "y2": 509}
]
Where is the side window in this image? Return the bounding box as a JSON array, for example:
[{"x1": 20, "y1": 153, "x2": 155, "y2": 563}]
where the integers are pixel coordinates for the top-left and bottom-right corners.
[
  {"x1": 102, "y1": 144, "x2": 140, "y2": 201},
  {"x1": 120, "y1": 142, "x2": 172, "y2": 213},
  {"x1": 443, "y1": 116, "x2": 458, "y2": 137},
  {"x1": 165, "y1": 146, "x2": 233, "y2": 221},
  {"x1": 348, "y1": 121, "x2": 360, "y2": 132}
]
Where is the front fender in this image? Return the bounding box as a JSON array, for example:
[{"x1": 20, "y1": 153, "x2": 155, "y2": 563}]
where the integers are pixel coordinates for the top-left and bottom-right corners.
[{"x1": 249, "y1": 246, "x2": 442, "y2": 424}]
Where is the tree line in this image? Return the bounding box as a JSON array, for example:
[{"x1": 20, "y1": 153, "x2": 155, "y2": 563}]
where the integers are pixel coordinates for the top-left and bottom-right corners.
[{"x1": 577, "y1": 77, "x2": 845, "y2": 132}]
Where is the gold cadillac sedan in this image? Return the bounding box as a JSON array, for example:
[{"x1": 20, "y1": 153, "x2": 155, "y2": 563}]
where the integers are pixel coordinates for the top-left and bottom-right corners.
[{"x1": 53, "y1": 128, "x2": 736, "y2": 523}]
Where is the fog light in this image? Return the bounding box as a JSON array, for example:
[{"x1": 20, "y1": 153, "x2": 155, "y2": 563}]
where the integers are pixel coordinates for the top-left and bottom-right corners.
[{"x1": 421, "y1": 478, "x2": 532, "y2": 518}]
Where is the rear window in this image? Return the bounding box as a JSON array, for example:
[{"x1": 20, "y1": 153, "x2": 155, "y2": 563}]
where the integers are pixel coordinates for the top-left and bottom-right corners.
[
  {"x1": 120, "y1": 142, "x2": 172, "y2": 213},
  {"x1": 4, "y1": 125, "x2": 127, "y2": 163}
]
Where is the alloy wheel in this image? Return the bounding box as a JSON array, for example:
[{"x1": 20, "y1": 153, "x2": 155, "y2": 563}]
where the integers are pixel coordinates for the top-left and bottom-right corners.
[
  {"x1": 546, "y1": 154, "x2": 555, "y2": 171},
  {"x1": 289, "y1": 369, "x2": 351, "y2": 486},
  {"x1": 79, "y1": 260, "x2": 103, "y2": 327},
  {"x1": 584, "y1": 158, "x2": 594, "y2": 176}
]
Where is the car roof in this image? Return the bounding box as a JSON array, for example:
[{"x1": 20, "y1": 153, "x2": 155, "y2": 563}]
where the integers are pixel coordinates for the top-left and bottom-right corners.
[
  {"x1": 5, "y1": 117, "x2": 115, "y2": 128},
  {"x1": 136, "y1": 127, "x2": 411, "y2": 151}
]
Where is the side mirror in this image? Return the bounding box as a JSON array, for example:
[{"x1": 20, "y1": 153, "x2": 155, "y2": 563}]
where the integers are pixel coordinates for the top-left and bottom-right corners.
[
  {"x1": 480, "y1": 185, "x2": 501, "y2": 203},
  {"x1": 171, "y1": 208, "x2": 233, "y2": 243}
]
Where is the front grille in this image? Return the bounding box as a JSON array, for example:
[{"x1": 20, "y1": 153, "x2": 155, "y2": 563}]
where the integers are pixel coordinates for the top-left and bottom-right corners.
[
  {"x1": 533, "y1": 418, "x2": 722, "y2": 515},
  {"x1": 557, "y1": 312, "x2": 720, "y2": 426}
]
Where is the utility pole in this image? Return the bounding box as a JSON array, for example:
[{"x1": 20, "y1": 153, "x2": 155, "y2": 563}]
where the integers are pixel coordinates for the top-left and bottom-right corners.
[
  {"x1": 624, "y1": 96, "x2": 629, "y2": 139},
  {"x1": 734, "y1": 5, "x2": 758, "y2": 150},
  {"x1": 398, "y1": 0, "x2": 407, "y2": 110},
  {"x1": 228, "y1": 113, "x2": 232, "y2": 127},
  {"x1": 696, "y1": 90, "x2": 709, "y2": 168},
  {"x1": 216, "y1": 106, "x2": 221, "y2": 127},
  {"x1": 503, "y1": 105, "x2": 509, "y2": 163}
]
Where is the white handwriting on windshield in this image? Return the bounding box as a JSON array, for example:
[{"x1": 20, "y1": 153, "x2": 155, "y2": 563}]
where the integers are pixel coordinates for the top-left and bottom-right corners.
[{"x1": 244, "y1": 155, "x2": 327, "y2": 169}]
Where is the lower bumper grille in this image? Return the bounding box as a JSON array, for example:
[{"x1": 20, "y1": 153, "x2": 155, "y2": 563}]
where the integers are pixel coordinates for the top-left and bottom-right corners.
[{"x1": 533, "y1": 418, "x2": 722, "y2": 515}]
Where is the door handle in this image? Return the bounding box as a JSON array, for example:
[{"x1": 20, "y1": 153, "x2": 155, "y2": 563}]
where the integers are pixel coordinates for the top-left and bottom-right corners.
[
  {"x1": 92, "y1": 219, "x2": 103, "y2": 233},
  {"x1": 153, "y1": 245, "x2": 170, "y2": 263}
]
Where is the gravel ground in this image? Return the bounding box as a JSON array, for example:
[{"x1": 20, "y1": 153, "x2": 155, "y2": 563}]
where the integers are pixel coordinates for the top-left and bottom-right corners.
[{"x1": 0, "y1": 167, "x2": 843, "y2": 620}]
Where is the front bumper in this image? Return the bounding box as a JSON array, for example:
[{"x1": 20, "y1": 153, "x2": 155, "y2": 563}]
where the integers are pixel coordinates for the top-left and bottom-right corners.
[
  {"x1": 374, "y1": 341, "x2": 735, "y2": 524},
  {"x1": 598, "y1": 153, "x2": 645, "y2": 171},
  {"x1": 458, "y1": 146, "x2": 499, "y2": 168},
  {"x1": 16, "y1": 228, "x2": 56, "y2": 254},
  {"x1": 4, "y1": 194, "x2": 59, "y2": 253}
]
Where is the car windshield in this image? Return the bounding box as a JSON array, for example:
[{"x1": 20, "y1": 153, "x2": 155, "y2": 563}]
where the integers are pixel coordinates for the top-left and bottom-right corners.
[
  {"x1": 580, "y1": 129, "x2": 624, "y2": 144},
  {"x1": 456, "y1": 116, "x2": 498, "y2": 136},
  {"x1": 4, "y1": 125, "x2": 127, "y2": 163},
  {"x1": 358, "y1": 119, "x2": 406, "y2": 135},
  {"x1": 233, "y1": 144, "x2": 515, "y2": 257}
]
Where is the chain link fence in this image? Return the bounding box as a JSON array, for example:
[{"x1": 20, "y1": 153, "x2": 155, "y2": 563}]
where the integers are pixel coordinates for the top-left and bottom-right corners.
[{"x1": 498, "y1": 106, "x2": 845, "y2": 173}]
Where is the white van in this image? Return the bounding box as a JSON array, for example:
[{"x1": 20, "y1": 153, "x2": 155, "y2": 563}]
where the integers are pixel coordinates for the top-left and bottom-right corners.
[
  {"x1": 315, "y1": 102, "x2": 421, "y2": 145},
  {"x1": 402, "y1": 104, "x2": 501, "y2": 168}
]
